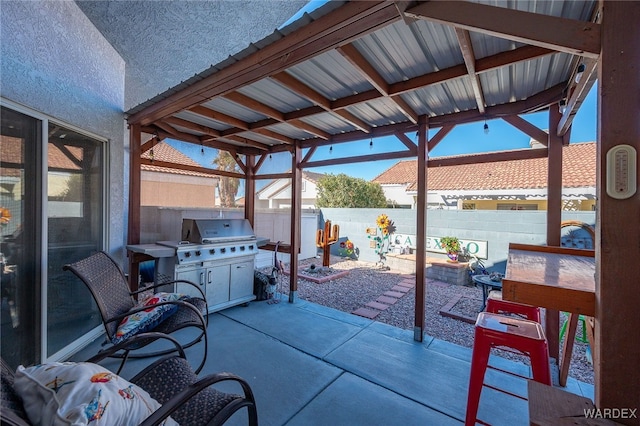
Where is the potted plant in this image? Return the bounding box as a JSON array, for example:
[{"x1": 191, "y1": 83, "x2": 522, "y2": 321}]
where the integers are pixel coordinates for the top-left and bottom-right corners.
[{"x1": 440, "y1": 236, "x2": 461, "y2": 262}]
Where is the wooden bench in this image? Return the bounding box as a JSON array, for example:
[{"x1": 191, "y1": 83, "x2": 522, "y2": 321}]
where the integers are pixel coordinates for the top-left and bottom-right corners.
[{"x1": 528, "y1": 381, "x2": 622, "y2": 425}]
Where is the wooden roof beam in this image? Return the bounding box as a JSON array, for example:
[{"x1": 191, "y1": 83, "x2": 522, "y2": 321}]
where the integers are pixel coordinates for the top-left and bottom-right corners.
[
  {"x1": 163, "y1": 116, "x2": 221, "y2": 138},
  {"x1": 394, "y1": 131, "x2": 418, "y2": 155},
  {"x1": 428, "y1": 124, "x2": 455, "y2": 152},
  {"x1": 224, "y1": 92, "x2": 285, "y2": 121},
  {"x1": 250, "y1": 128, "x2": 295, "y2": 145},
  {"x1": 405, "y1": 1, "x2": 600, "y2": 58},
  {"x1": 336, "y1": 43, "x2": 419, "y2": 125},
  {"x1": 195, "y1": 44, "x2": 553, "y2": 143},
  {"x1": 428, "y1": 147, "x2": 548, "y2": 167},
  {"x1": 140, "y1": 158, "x2": 245, "y2": 179},
  {"x1": 219, "y1": 135, "x2": 271, "y2": 151},
  {"x1": 189, "y1": 105, "x2": 249, "y2": 130},
  {"x1": 501, "y1": 115, "x2": 549, "y2": 146},
  {"x1": 557, "y1": 58, "x2": 598, "y2": 137},
  {"x1": 304, "y1": 149, "x2": 416, "y2": 169},
  {"x1": 455, "y1": 28, "x2": 486, "y2": 114},
  {"x1": 288, "y1": 119, "x2": 331, "y2": 140},
  {"x1": 271, "y1": 71, "x2": 371, "y2": 133}
]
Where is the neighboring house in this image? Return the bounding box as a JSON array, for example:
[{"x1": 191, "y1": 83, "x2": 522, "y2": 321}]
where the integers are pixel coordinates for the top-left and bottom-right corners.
[
  {"x1": 373, "y1": 141, "x2": 596, "y2": 211},
  {"x1": 140, "y1": 142, "x2": 219, "y2": 208},
  {"x1": 256, "y1": 171, "x2": 325, "y2": 209}
]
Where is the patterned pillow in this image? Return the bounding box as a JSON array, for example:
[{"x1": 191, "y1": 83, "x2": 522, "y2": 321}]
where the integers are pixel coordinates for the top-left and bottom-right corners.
[
  {"x1": 14, "y1": 361, "x2": 177, "y2": 425},
  {"x1": 113, "y1": 292, "x2": 186, "y2": 344}
]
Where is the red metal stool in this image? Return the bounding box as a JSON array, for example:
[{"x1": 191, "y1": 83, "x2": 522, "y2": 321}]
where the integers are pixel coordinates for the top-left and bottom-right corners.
[
  {"x1": 465, "y1": 312, "x2": 551, "y2": 426},
  {"x1": 486, "y1": 290, "x2": 541, "y2": 323}
]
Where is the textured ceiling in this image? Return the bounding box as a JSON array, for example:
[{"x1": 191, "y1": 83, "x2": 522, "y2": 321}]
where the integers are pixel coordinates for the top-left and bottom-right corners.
[{"x1": 75, "y1": 0, "x2": 307, "y2": 110}]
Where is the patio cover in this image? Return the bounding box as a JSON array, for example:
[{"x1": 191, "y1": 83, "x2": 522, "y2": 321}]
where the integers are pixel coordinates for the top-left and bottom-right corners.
[{"x1": 123, "y1": 1, "x2": 640, "y2": 418}]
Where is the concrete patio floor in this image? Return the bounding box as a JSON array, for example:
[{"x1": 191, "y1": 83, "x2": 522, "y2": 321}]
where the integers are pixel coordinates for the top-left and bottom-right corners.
[{"x1": 74, "y1": 295, "x2": 594, "y2": 426}]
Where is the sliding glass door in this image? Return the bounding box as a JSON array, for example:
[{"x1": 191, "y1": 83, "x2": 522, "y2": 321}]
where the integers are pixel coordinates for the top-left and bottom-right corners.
[
  {"x1": 0, "y1": 107, "x2": 42, "y2": 367},
  {"x1": 1, "y1": 104, "x2": 106, "y2": 366}
]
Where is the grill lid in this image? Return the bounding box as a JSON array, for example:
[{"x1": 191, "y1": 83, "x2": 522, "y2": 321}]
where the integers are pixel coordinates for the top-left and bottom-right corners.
[{"x1": 181, "y1": 218, "x2": 255, "y2": 244}]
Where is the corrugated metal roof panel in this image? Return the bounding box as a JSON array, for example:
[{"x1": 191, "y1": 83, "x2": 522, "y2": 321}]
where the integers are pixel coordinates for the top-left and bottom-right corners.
[
  {"x1": 174, "y1": 111, "x2": 231, "y2": 132},
  {"x1": 266, "y1": 122, "x2": 315, "y2": 140},
  {"x1": 302, "y1": 112, "x2": 357, "y2": 134},
  {"x1": 238, "y1": 79, "x2": 312, "y2": 113},
  {"x1": 345, "y1": 98, "x2": 409, "y2": 127},
  {"x1": 286, "y1": 50, "x2": 373, "y2": 100},
  {"x1": 202, "y1": 97, "x2": 266, "y2": 122}
]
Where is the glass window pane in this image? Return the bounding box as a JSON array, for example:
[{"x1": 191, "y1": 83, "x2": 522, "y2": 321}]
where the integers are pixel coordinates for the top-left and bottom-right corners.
[
  {"x1": 47, "y1": 125, "x2": 103, "y2": 356},
  {"x1": 1, "y1": 107, "x2": 41, "y2": 368}
]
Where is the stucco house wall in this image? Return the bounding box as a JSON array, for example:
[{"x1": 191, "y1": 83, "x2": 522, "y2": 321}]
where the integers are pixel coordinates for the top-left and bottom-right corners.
[{"x1": 1, "y1": 1, "x2": 127, "y2": 258}]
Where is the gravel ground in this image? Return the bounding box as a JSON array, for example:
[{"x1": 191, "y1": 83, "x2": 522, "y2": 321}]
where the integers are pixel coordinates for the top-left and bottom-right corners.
[{"x1": 260, "y1": 255, "x2": 594, "y2": 385}]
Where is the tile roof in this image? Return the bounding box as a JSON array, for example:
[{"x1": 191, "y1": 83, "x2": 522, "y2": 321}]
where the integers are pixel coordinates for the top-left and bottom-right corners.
[
  {"x1": 373, "y1": 142, "x2": 596, "y2": 191},
  {"x1": 141, "y1": 142, "x2": 216, "y2": 178}
]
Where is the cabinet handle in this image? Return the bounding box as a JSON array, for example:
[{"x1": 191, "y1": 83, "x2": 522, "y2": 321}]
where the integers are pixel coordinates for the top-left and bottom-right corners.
[
  {"x1": 200, "y1": 272, "x2": 204, "y2": 286},
  {"x1": 236, "y1": 264, "x2": 247, "y2": 269},
  {"x1": 208, "y1": 270, "x2": 212, "y2": 284}
]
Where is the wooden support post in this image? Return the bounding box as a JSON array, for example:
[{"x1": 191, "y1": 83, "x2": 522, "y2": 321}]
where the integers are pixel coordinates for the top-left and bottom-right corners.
[
  {"x1": 414, "y1": 116, "x2": 428, "y2": 341},
  {"x1": 596, "y1": 2, "x2": 640, "y2": 420},
  {"x1": 127, "y1": 124, "x2": 142, "y2": 292},
  {"x1": 289, "y1": 142, "x2": 302, "y2": 303},
  {"x1": 546, "y1": 103, "x2": 563, "y2": 364}
]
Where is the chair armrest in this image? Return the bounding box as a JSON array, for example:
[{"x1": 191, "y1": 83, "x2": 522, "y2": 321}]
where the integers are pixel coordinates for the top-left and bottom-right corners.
[
  {"x1": 137, "y1": 371, "x2": 256, "y2": 426},
  {"x1": 85, "y1": 332, "x2": 186, "y2": 364}
]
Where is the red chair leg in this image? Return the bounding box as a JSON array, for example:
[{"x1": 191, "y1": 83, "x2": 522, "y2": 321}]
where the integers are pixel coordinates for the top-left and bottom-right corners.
[{"x1": 465, "y1": 328, "x2": 491, "y2": 426}]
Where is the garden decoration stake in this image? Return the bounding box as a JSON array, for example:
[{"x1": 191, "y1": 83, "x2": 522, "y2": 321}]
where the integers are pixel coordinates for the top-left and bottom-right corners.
[
  {"x1": 316, "y1": 220, "x2": 339, "y2": 267},
  {"x1": 368, "y1": 214, "x2": 395, "y2": 270}
]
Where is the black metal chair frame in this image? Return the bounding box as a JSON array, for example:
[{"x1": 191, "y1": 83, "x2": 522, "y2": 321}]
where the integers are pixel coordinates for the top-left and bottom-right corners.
[
  {"x1": 63, "y1": 250, "x2": 209, "y2": 374},
  {"x1": 1, "y1": 333, "x2": 258, "y2": 426}
]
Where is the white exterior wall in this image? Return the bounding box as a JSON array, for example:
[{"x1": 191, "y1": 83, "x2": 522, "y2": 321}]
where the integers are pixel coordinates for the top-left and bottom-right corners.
[
  {"x1": 381, "y1": 184, "x2": 414, "y2": 207},
  {"x1": 1, "y1": 1, "x2": 126, "y2": 260}
]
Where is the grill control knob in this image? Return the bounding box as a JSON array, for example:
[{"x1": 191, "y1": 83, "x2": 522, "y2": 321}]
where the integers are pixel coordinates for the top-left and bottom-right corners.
[
  {"x1": 195, "y1": 250, "x2": 201, "y2": 256},
  {"x1": 184, "y1": 252, "x2": 191, "y2": 258},
  {"x1": 230, "y1": 247, "x2": 236, "y2": 252},
  {"x1": 240, "y1": 246, "x2": 245, "y2": 251},
  {"x1": 221, "y1": 248, "x2": 226, "y2": 253},
  {"x1": 209, "y1": 248, "x2": 215, "y2": 255},
  {"x1": 248, "y1": 245, "x2": 254, "y2": 250}
]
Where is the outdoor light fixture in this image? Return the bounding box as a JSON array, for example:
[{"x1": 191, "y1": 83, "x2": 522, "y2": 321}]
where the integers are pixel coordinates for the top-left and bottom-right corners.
[
  {"x1": 269, "y1": 154, "x2": 272, "y2": 160},
  {"x1": 575, "y1": 63, "x2": 586, "y2": 83},
  {"x1": 201, "y1": 143, "x2": 204, "y2": 155},
  {"x1": 483, "y1": 121, "x2": 489, "y2": 135},
  {"x1": 369, "y1": 138, "x2": 373, "y2": 150},
  {"x1": 559, "y1": 99, "x2": 567, "y2": 114}
]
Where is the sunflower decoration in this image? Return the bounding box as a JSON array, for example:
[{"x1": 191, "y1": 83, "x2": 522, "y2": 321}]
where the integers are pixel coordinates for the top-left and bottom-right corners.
[
  {"x1": 376, "y1": 214, "x2": 390, "y2": 233},
  {"x1": 369, "y1": 214, "x2": 396, "y2": 269},
  {"x1": 0, "y1": 207, "x2": 11, "y2": 226}
]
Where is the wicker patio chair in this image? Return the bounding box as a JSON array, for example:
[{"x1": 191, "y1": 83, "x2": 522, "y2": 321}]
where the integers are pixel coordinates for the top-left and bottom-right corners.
[
  {"x1": 63, "y1": 250, "x2": 208, "y2": 374},
  {"x1": 1, "y1": 334, "x2": 258, "y2": 426}
]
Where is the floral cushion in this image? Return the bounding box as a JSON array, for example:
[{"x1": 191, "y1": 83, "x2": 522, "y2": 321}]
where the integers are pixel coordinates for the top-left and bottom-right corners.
[
  {"x1": 113, "y1": 292, "x2": 186, "y2": 344},
  {"x1": 14, "y1": 361, "x2": 177, "y2": 425}
]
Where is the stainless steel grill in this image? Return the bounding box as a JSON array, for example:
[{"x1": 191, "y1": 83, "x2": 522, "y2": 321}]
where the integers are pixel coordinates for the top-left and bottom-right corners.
[{"x1": 156, "y1": 219, "x2": 259, "y2": 313}]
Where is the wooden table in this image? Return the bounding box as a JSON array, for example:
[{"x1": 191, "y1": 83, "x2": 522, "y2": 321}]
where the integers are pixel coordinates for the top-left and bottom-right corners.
[{"x1": 502, "y1": 243, "x2": 595, "y2": 387}]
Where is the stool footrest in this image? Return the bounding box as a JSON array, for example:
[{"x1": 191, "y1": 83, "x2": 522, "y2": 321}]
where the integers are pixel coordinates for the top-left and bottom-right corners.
[
  {"x1": 482, "y1": 382, "x2": 527, "y2": 400},
  {"x1": 487, "y1": 364, "x2": 531, "y2": 381}
]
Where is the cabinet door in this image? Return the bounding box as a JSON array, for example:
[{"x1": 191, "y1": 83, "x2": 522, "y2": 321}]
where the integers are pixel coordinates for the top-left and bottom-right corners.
[
  {"x1": 229, "y1": 259, "x2": 255, "y2": 300},
  {"x1": 175, "y1": 268, "x2": 206, "y2": 298},
  {"x1": 206, "y1": 264, "x2": 230, "y2": 306}
]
